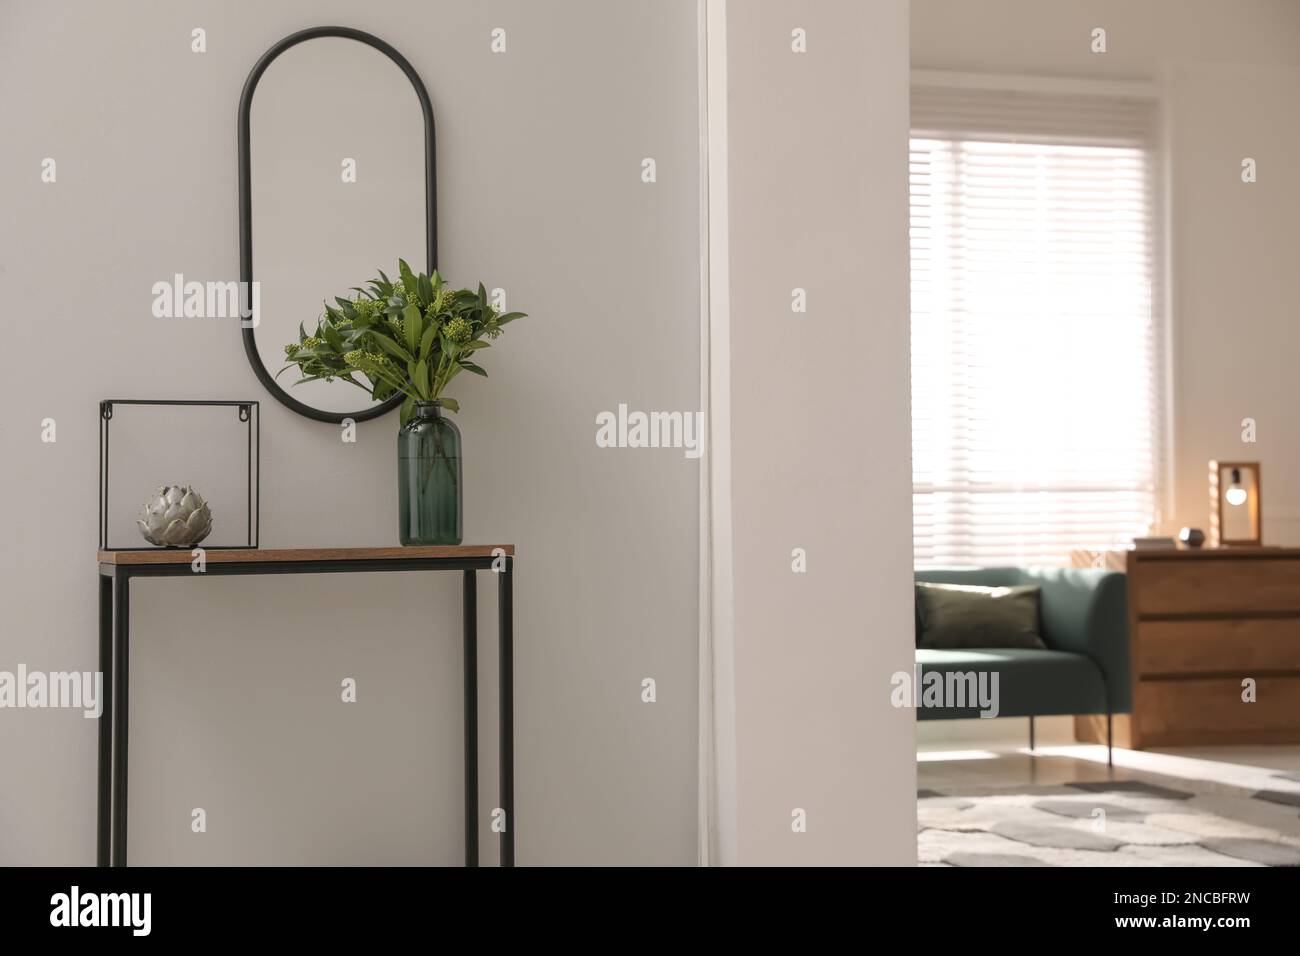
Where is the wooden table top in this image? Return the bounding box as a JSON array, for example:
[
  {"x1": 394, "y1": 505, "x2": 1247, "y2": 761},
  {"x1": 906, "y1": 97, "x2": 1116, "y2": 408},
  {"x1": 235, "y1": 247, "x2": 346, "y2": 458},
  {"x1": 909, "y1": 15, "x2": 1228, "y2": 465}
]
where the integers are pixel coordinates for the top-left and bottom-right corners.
[{"x1": 98, "y1": 545, "x2": 514, "y2": 565}]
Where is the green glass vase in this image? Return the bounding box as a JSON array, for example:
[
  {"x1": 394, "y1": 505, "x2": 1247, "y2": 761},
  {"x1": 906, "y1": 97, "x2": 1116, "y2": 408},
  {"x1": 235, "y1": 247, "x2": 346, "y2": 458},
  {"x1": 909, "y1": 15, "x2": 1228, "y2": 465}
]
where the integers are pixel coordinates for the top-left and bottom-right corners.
[{"x1": 398, "y1": 401, "x2": 462, "y2": 546}]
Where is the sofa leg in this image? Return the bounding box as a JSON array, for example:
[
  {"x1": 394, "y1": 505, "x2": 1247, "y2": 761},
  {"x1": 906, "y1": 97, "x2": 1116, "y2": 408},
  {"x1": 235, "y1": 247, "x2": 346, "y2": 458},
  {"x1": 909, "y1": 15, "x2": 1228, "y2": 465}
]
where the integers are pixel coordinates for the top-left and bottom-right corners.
[
  {"x1": 1028, "y1": 715, "x2": 1035, "y2": 753},
  {"x1": 1106, "y1": 712, "x2": 1113, "y2": 768}
]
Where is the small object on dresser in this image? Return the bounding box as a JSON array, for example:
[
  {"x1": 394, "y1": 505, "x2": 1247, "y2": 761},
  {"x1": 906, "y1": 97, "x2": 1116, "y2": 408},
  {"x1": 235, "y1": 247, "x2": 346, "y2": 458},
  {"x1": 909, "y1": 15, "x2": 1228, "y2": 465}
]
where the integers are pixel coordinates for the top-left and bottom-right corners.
[
  {"x1": 1178, "y1": 527, "x2": 1206, "y2": 549},
  {"x1": 1132, "y1": 536, "x2": 1177, "y2": 550},
  {"x1": 136, "y1": 485, "x2": 213, "y2": 547},
  {"x1": 1209, "y1": 460, "x2": 1262, "y2": 546}
]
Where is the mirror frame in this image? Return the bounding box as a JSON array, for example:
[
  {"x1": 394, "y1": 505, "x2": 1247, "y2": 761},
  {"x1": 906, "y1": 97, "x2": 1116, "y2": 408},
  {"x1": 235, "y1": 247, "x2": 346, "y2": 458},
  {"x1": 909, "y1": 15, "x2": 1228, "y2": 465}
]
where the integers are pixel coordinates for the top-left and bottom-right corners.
[{"x1": 237, "y1": 26, "x2": 437, "y2": 423}]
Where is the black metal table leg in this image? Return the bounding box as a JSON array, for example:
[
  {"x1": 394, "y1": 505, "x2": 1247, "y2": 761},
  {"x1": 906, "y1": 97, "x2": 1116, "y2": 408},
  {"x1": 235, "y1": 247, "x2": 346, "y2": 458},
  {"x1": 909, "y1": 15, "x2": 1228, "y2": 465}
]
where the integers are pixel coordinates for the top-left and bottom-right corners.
[
  {"x1": 96, "y1": 573, "x2": 113, "y2": 867},
  {"x1": 111, "y1": 572, "x2": 130, "y2": 867},
  {"x1": 92, "y1": 552, "x2": 512, "y2": 867},
  {"x1": 463, "y1": 570, "x2": 479, "y2": 867},
  {"x1": 499, "y1": 558, "x2": 514, "y2": 867}
]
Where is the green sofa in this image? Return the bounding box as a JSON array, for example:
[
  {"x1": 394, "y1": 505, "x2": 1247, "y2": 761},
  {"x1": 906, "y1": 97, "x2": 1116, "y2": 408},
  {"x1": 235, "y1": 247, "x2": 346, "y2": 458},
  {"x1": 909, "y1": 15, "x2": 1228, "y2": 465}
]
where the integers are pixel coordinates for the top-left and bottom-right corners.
[{"x1": 914, "y1": 567, "x2": 1130, "y2": 763}]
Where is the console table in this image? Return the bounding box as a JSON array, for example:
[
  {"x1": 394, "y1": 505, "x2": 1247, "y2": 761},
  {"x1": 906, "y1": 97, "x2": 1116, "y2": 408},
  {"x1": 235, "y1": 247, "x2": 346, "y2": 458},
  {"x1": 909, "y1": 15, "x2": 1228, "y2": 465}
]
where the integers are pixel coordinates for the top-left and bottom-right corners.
[
  {"x1": 96, "y1": 545, "x2": 514, "y2": 867},
  {"x1": 1076, "y1": 546, "x2": 1300, "y2": 748}
]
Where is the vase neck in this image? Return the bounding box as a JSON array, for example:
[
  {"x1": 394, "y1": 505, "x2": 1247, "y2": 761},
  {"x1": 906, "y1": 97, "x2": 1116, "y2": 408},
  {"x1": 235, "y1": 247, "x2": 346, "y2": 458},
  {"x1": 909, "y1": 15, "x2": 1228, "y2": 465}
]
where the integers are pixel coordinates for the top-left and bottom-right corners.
[{"x1": 414, "y1": 401, "x2": 442, "y2": 420}]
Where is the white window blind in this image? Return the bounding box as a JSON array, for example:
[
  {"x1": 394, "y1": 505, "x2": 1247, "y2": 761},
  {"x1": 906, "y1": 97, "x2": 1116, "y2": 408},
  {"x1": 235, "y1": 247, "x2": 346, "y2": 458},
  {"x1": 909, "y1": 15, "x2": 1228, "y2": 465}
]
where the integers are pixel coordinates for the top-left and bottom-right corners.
[{"x1": 910, "y1": 82, "x2": 1163, "y2": 567}]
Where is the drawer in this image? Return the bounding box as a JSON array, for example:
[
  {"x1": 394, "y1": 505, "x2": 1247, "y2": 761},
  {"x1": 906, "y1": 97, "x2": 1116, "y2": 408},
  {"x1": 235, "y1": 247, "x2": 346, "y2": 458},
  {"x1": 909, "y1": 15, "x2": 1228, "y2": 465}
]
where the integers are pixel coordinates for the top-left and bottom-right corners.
[
  {"x1": 1135, "y1": 676, "x2": 1300, "y2": 745},
  {"x1": 1136, "y1": 619, "x2": 1300, "y2": 676},
  {"x1": 1133, "y1": 558, "x2": 1300, "y2": 615}
]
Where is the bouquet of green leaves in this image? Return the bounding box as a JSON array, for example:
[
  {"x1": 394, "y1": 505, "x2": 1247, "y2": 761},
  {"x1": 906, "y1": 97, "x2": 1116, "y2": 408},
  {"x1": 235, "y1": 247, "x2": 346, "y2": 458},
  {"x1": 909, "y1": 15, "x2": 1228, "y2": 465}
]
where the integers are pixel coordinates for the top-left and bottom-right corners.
[{"x1": 279, "y1": 259, "x2": 525, "y2": 422}]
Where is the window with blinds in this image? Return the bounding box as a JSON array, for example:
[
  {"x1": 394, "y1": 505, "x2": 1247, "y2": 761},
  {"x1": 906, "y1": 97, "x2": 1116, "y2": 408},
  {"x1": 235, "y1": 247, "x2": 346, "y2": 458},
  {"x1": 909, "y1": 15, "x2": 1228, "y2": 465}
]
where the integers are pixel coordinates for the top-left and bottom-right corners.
[{"x1": 909, "y1": 81, "x2": 1163, "y2": 567}]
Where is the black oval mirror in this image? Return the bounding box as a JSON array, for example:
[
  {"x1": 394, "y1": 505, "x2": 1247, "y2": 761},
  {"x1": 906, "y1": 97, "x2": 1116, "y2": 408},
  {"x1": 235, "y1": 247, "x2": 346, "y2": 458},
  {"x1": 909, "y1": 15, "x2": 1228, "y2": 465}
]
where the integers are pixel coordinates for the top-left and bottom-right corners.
[{"x1": 238, "y1": 26, "x2": 436, "y2": 423}]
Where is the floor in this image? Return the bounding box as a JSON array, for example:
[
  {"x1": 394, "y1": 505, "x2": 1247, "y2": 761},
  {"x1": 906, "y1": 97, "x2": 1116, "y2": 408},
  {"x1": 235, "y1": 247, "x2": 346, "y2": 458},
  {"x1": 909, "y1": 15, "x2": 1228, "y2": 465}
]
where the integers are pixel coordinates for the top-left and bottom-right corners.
[{"x1": 917, "y1": 744, "x2": 1300, "y2": 866}]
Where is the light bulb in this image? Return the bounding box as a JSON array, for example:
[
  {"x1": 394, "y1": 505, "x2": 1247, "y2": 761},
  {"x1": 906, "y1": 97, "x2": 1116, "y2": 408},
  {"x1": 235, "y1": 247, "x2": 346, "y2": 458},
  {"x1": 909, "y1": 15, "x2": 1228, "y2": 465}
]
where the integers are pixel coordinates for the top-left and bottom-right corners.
[{"x1": 1226, "y1": 486, "x2": 1248, "y2": 507}]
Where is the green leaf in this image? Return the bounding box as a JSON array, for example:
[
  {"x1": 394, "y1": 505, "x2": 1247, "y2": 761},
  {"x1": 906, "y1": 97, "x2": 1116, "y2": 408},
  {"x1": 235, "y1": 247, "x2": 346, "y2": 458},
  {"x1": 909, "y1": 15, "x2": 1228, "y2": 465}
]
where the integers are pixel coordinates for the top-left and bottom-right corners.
[
  {"x1": 400, "y1": 394, "x2": 415, "y2": 426},
  {"x1": 460, "y1": 361, "x2": 488, "y2": 377},
  {"x1": 371, "y1": 333, "x2": 413, "y2": 363},
  {"x1": 369, "y1": 367, "x2": 411, "y2": 395},
  {"x1": 335, "y1": 297, "x2": 359, "y2": 320},
  {"x1": 403, "y1": 303, "x2": 422, "y2": 354},
  {"x1": 440, "y1": 397, "x2": 460, "y2": 413},
  {"x1": 398, "y1": 259, "x2": 418, "y2": 297},
  {"x1": 496, "y1": 311, "x2": 526, "y2": 324},
  {"x1": 417, "y1": 274, "x2": 434, "y2": 307},
  {"x1": 419, "y1": 323, "x2": 437, "y2": 359},
  {"x1": 461, "y1": 340, "x2": 491, "y2": 352},
  {"x1": 414, "y1": 359, "x2": 429, "y2": 398}
]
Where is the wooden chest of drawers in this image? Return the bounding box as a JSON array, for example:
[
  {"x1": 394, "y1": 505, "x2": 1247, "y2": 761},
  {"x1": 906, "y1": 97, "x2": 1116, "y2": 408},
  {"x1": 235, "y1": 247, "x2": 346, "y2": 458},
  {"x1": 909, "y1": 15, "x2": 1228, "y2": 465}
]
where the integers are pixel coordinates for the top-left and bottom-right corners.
[{"x1": 1077, "y1": 548, "x2": 1300, "y2": 748}]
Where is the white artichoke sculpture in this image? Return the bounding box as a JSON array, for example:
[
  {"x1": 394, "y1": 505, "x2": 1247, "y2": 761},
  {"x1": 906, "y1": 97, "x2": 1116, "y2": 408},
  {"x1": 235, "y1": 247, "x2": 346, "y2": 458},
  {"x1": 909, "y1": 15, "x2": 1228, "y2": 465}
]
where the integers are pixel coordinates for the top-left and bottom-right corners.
[{"x1": 136, "y1": 485, "x2": 214, "y2": 547}]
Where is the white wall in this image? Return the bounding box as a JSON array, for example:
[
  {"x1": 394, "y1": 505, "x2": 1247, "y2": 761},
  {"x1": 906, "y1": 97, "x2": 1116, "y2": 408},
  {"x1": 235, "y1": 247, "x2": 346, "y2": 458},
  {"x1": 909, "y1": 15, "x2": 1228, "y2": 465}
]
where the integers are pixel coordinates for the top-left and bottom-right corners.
[
  {"x1": 0, "y1": 0, "x2": 701, "y2": 865},
  {"x1": 911, "y1": 0, "x2": 1300, "y2": 543},
  {"x1": 715, "y1": 0, "x2": 917, "y2": 865}
]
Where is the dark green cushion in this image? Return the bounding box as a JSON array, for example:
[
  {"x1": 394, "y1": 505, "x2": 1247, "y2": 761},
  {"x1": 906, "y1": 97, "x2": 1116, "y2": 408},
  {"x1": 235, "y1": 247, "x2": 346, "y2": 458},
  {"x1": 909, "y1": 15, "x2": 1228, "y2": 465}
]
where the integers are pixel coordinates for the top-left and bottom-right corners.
[
  {"x1": 915, "y1": 648, "x2": 1108, "y2": 719},
  {"x1": 916, "y1": 582, "x2": 1046, "y2": 650}
]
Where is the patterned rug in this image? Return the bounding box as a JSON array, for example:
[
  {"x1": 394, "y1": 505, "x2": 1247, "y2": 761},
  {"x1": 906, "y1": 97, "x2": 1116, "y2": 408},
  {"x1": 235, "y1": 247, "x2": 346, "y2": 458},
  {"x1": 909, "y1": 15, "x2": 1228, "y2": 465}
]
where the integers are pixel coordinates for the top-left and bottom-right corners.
[{"x1": 919, "y1": 777, "x2": 1300, "y2": 866}]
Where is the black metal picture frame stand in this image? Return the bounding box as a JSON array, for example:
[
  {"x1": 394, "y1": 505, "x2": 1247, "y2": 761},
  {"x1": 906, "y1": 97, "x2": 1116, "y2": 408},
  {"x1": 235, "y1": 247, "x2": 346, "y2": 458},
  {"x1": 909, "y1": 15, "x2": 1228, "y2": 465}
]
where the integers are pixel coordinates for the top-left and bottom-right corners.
[{"x1": 99, "y1": 399, "x2": 260, "y2": 551}]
